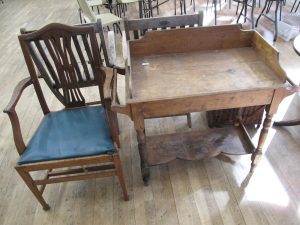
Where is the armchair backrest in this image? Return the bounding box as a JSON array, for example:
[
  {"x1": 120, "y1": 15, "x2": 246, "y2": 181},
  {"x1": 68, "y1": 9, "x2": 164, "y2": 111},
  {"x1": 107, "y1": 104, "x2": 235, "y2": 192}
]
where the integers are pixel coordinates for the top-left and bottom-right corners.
[
  {"x1": 124, "y1": 11, "x2": 204, "y2": 40},
  {"x1": 18, "y1": 23, "x2": 106, "y2": 110}
]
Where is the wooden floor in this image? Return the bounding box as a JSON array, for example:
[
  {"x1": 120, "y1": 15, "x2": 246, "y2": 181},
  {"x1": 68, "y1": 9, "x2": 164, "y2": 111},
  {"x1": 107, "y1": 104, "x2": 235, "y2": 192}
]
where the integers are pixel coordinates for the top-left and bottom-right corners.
[{"x1": 1, "y1": 0, "x2": 300, "y2": 224}]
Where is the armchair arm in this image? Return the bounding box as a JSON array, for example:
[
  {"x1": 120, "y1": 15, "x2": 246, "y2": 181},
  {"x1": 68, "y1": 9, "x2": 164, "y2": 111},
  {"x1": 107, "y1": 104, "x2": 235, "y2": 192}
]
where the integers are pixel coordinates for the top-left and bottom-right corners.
[
  {"x1": 110, "y1": 58, "x2": 132, "y2": 118},
  {"x1": 4, "y1": 77, "x2": 32, "y2": 113},
  {"x1": 3, "y1": 77, "x2": 33, "y2": 155}
]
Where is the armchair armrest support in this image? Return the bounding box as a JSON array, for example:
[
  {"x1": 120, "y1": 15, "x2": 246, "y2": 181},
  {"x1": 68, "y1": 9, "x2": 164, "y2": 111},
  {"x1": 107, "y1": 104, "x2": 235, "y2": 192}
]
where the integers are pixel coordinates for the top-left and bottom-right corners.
[{"x1": 3, "y1": 77, "x2": 33, "y2": 155}]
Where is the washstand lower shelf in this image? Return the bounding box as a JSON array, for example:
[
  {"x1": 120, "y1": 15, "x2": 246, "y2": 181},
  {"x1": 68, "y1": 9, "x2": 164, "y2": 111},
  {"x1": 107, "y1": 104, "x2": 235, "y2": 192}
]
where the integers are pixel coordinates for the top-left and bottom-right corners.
[{"x1": 145, "y1": 127, "x2": 255, "y2": 166}]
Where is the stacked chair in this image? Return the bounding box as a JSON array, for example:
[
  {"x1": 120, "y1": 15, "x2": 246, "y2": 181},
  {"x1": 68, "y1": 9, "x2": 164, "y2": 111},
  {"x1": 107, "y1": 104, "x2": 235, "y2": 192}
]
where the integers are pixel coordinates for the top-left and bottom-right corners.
[
  {"x1": 77, "y1": 0, "x2": 122, "y2": 33},
  {"x1": 255, "y1": 0, "x2": 285, "y2": 41},
  {"x1": 233, "y1": 0, "x2": 255, "y2": 28}
]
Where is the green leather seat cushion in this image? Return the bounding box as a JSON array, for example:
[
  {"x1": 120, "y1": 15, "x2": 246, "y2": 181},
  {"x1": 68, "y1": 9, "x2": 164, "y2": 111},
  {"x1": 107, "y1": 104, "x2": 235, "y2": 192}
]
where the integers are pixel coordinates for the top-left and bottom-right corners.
[{"x1": 18, "y1": 106, "x2": 115, "y2": 164}]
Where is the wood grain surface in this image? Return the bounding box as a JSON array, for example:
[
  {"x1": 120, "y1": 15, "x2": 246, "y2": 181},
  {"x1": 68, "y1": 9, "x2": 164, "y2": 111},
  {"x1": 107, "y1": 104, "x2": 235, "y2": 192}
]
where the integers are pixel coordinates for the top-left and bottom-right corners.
[{"x1": 129, "y1": 47, "x2": 284, "y2": 103}]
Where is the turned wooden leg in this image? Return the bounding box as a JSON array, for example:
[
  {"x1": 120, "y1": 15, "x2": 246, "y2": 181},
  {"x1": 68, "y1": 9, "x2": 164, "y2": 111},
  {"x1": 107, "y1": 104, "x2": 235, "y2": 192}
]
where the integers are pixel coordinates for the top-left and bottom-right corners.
[
  {"x1": 15, "y1": 167, "x2": 50, "y2": 210},
  {"x1": 132, "y1": 105, "x2": 150, "y2": 185},
  {"x1": 186, "y1": 113, "x2": 192, "y2": 128},
  {"x1": 137, "y1": 130, "x2": 150, "y2": 185},
  {"x1": 250, "y1": 113, "x2": 273, "y2": 172}
]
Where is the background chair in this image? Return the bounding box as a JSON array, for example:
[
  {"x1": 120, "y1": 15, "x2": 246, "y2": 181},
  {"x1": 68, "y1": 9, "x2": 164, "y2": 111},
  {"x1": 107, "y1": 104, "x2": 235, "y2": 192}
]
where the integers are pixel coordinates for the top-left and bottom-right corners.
[
  {"x1": 124, "y1": 11, "x2": 203, "y2": 40},
  {"x1": 115, "y1": 0, "x2": 140, "y2": 17},
  {"x1": 291, "y1": 0, "x2": 300, "y2": 12},
  {"x1": 77, "y1": 0, "x2": 122, "y2": 33},
  {"x1": 205, "y1": 0, "x2": 221, "y2": 25},
  {"x1": 3, "y1": 23, "x2": 128, "y2": 210},
  {"x1": 87, "y1": 0, "x2": 104, "y2": 14},
  {"x1": 123, "y1": 12, "x2": 204, "y2": 128},
  {"x1": 255, "y1": 0, "x2": 284, "y2": 41},
  {"x1": 233, "y1": 0, "x2": 255, "y2": 28}
]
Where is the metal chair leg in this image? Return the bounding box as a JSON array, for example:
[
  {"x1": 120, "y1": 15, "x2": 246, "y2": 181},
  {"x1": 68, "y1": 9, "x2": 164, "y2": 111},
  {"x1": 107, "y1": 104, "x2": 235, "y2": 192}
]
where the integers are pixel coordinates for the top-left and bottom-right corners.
[
  {"x1": 250, "y1": 0, "x2": 255, "y2": 28},
  {"x1": 255, "y1": 0, "x2": 268, "y2": 27},
  {"x1": 244, "y1": 1, "x2": 247, "y2": 23},
  {"x1": 274, "y1": 0, "x2": 280, "y2": 41},
  {"x1": 237, "y1": 3, "x2": 245, "y2": 23}
]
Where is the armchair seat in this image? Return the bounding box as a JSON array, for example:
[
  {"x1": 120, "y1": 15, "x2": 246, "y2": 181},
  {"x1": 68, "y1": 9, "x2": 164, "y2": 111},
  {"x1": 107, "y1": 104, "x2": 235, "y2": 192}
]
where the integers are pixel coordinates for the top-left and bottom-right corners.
[
  {"x1": 94, "y1": 13, "x2": 121, "y2": 26},
  {"x1": 19, "y1": 106, "x2": 115, "y2": 164}
]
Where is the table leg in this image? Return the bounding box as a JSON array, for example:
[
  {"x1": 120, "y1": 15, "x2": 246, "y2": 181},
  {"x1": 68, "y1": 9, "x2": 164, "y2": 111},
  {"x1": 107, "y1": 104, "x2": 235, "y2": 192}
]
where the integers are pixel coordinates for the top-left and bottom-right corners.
[
  {"x1": 132, "y1": 105, "x2": 150, "y2": 185},
  {"x1": 137, "y1": 130, "x2": 150, "y2": 185},
  {"x1": 250, "y1": 112, "x2": 273, "y2": 172}
]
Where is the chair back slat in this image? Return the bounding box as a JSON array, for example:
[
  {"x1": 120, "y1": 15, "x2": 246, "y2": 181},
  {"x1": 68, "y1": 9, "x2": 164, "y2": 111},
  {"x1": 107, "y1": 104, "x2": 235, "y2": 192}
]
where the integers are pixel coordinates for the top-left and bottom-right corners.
[
  {"x1": 27, "y1": 42, "x2": 66, "y2": 104},
  {"x1": 18, "y1": 23, "x2": 105, "y2": 108},
  {"x1": 72, "y1": 35, "x2": 91, "y2": 82},
  {"x1": 42, "y1": 31, "x2": 87, "y2": 106},
  {"x1": 34, "y1": 40, "x2": 60, "y2": 85},
  {"x1": 81, "y1": 34, "x2": 96, "y2": 81},
  {"x1": 124, "y1": 11, "x2": 204, "y2": 40}
]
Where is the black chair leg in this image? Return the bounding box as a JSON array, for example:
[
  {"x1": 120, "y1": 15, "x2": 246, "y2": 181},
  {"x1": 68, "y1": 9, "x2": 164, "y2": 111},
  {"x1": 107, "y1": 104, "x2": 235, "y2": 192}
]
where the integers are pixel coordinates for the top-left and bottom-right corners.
[
  {"x1": 291, "y1": 0, "x2": 297, "y2": 12},
  {"x1": 273, "y1": 0, "x2": 280, "y2": 41},
  {"x1": 180, "y1": 0, "x2": 183, "y2": 14},
  {"x1": 266, "y1": 0, "x2": 272, "y2": 13},
  {"x1": 255, "y1": 0, "x2": 268, "y2": 27},
  {"x1": 114, "y1": 23, "x2": 122, "y2": 35},
  {"x1": 244, "y1": 1, "x2": 247, "y2": 23},
  {"x1": 250, "y1": 0, "x2": 255, "y2": 28},
  {"x1": 192, "y1": 0, "x2": 195, "y2": 11},
  {"x1": 296, "y1": 1, "x2": 300, "y2": 12},
  {"x1": 279, "y1": 0, "x2": 282, "y2": 20},
  {"x1": 237, "y1": 3, "x2": 245, "y2": 23},
  {"x1": 78, "y1": 9, "x2": 83, "y2": 24},
  {"x1": 213, "y1": 0, "x2": 217, "y2": 25},
  {"x1": 236, "y1": 2, "x2": 240, "y2": 15},
  {"x1": 174, "y1": 0, "x2": 177, "y2": 15}
]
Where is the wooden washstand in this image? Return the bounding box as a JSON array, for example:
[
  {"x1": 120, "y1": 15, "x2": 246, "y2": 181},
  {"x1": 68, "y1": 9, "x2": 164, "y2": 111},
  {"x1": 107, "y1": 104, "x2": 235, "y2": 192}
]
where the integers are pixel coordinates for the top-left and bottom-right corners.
[{"x1": 111, "y1": 24, "x2": 299, "y2": 184}]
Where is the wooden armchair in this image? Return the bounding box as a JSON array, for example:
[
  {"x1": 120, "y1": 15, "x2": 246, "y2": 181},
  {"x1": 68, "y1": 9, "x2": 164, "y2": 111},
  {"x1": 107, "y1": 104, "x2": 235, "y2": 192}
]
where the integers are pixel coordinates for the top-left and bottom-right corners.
[
  {"x1": 122, "y1": 12, "x2": 204, "y2": 128},
  {"x1": 3, "y1": 23, "x2": 128, "y2": 210}
]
